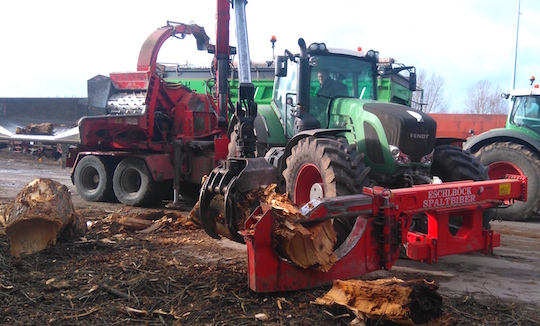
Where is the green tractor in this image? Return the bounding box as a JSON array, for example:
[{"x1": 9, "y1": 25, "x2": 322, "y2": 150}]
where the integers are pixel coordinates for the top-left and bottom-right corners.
[
  {"x1": 464, "y1": 76, "x2": 540, "y2": 221},
  {"x1": 200, "y1": 39, "x2": 491, "y2": 242},
  {"x1": 237, "y1": 41, "x2": 486, "y2": 198},
  {"x1": 206, "y1": 39, "x2": 491, "y2": 242}
]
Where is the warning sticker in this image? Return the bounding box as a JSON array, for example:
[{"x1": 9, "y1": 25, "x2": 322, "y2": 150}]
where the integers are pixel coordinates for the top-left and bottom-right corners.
[{"x1": 499, "y1": 183, "x2": 511, "y2": 196}]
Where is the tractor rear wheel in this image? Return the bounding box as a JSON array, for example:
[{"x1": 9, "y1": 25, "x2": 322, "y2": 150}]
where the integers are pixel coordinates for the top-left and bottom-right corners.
[
  {"x1": 282, "y1": 137, "x2": 370, "y2": 246},
  {"x1": 73, "y1": 155, "x2": 114, "y2": 202},
  {"x1": 113, "y1": 158, "x2": 161, "y2": 207},
  {"x1": 474, "y1": 142, "x2": 540, "y2": 221},
  {"x1": 431, "y1": 145, "x2": 492, "y2": 229}
]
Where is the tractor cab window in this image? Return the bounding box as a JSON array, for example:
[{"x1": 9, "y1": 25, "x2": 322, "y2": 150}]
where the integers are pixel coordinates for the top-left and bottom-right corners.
[
  {"x1": 309, "y1": 55, "x2": 376, "y2": 128},
  {"x1": 273, "y1": 59, "x2": 298, "y2": 137},
  {"x1": 511, "y1": 95, "x2": 540, "y2": 131}
]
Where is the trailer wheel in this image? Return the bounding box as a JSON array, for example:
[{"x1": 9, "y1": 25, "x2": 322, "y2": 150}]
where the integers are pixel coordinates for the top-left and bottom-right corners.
[
  {"x1": 73, "y1": 155, "x2": 114, "y2": 202},
  {"x1": 475, "y1": 142, "x2": 540, "y2": 221},
  {"x1": 431, "y1": 145, "x2": 492, "y2": 229},
  {"x1": 283, "y1": 137, "x2": 370, "y2": 247},
  {"x1": 113, "y1": 158, "x2": 161, "y2": 207}
]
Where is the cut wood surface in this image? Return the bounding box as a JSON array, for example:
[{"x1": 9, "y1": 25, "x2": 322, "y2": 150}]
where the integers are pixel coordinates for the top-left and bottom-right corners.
[
  {"x1": 258, "y1": 185, "x2": 337, "y2": 272},
  {"x1": 192, "y1": 184, "x2": 337, "y2": 271},
  {"x1": 314, "y1": 278, "x2": 443, "y2": 325},
  {"x1": 15, "y1": 122, "x2": 54, "y2": 135},
  {"x1": 4, "y1": 178, "x2": 85, "y2": 257}
]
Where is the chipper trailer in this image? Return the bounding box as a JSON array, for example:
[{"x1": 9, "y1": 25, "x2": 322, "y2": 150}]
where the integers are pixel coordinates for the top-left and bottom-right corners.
[{"x1": 196, "y1": 0, "x2": 529, "y2": 292}]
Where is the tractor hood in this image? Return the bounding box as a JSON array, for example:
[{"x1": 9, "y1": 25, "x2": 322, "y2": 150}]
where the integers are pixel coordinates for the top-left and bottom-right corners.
[{"x1": 362, "y1": 102, "x2": 437, "y2": 162}]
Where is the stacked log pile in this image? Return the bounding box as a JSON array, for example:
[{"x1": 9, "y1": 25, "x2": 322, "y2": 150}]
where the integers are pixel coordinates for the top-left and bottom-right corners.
[{"x1": 15, "y1": 122, "x2": 54, "y2": 135}]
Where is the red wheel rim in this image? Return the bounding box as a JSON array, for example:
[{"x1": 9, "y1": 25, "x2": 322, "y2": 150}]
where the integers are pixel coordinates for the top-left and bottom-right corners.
[
  {"x1": 294, "y1": 164, "x2": 323, "y2": 204},
  {"x1": 488, "y1": 161, "x2": 524, "y2": 179}
]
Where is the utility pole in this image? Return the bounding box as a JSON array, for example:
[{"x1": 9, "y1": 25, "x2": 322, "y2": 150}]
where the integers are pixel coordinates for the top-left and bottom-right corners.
[{"x1": 511, "y1": 0, "x2": 521, "y2": 89}]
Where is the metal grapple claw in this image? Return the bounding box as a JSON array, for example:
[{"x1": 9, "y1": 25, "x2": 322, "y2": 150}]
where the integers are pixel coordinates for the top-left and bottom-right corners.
[{"x1": 199, "y1": 157, "x2": 279, "y2": 243}]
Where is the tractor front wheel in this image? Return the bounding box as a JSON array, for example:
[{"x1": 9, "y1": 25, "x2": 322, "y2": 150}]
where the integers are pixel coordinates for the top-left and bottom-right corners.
[
  {"x1": 475, "y1": 142, "x2": 540, "y2": 221},
  {"x1": 113, "y1": 158, "x2": 161, "y2": 207},
  {"x1": 282, "y1": 137, "x2": 370, "y2": 247}
]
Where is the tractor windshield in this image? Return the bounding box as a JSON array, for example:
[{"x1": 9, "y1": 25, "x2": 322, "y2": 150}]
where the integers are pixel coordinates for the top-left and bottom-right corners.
[
  {"x1": 272, "y1": 53, "x2": 377, "y2": 137},
  {"x1": 309, "y1": 54, "x2": 376, "y2": 129},
  {"x1": 310, "y1": 55, "x2": 376, "y2": 100},
  {"x1": 510, "y1": 95, "x2": 540, "y2": 133}
]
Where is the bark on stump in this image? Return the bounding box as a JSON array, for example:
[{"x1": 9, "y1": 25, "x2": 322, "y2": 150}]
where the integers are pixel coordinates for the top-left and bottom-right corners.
[
  {"x1": 4, "y1": 178, "x2": 85, "y2": 257},
  {"x1": 314, "y1": 278, "x2": 443, "y2": 325}
]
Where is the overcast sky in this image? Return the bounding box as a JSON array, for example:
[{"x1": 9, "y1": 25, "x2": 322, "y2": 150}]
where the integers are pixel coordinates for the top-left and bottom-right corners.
[{"x1": 1, "y1": 0, "x2": 539, "y2": 113}]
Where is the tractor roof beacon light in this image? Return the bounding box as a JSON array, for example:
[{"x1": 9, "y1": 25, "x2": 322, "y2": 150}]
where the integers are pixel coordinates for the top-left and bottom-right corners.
[{"x1": 270, "y1": 35, "x2": 277, "y2": 59}]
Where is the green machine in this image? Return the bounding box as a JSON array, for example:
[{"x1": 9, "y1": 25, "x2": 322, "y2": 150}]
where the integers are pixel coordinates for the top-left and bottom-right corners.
[
  {"x1": 227, "y1": 41, "x2": 487, "y2": 205},
  {"x1": 464, "y1": 76, "x2": 540, "y2": 221},
  {"x1": 162, "y1": 62, "x2": 275, "y2": 105}
]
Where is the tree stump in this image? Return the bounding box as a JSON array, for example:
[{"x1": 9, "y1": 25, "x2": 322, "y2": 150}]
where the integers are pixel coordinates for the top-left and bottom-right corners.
[
  {"x1": 314, "y1": 278, "x2": 443, "y2": 325},
  {"x1": 4, "y1": 178, "x2": 85, "y2": 257}
]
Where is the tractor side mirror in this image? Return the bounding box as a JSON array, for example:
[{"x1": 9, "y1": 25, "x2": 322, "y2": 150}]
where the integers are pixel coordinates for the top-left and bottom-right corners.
[
  {"x1": 275, "y1": 56, "x2": 288, "y2": 77},
  {"x1": 409, "y1": 71, "x2": 417, "y2": 91}
]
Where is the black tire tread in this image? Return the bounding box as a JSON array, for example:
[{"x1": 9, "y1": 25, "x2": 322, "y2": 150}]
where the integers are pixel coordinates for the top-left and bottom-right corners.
[
  {"x1": 113, "y1": 158, "x2": 161, "y2": 207},
  {"x1": 283, "y1": 137, "x2": 370, "y2": 199},
  {"x1": 73, "y1": 155, "x2": 114, "y2": 202},
  {"x1": 431, "y1": 145, "x2": 491, "y2": 229},
  {"x1": 475, "y1": 142, "x2": 540, "y2": 221}
]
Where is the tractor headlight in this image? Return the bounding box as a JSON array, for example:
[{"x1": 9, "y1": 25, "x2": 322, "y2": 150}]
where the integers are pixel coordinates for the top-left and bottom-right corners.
[
  {"x1": 366, "y1": 50, "x2": 379, "y2": 60},
  {"x1": 308, "y1": 42, "x2": 328, "y2": 54},
  {"x1": 420, "y1": 150, "x2": 434, "y2": 166},
  {"x1": 390, "y1": 145, "x2": 411, "y2": 166}
]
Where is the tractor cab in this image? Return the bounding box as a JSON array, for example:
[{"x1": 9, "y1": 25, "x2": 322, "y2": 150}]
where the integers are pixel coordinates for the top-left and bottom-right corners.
[
  {"x1": 509, "y1": 90, "x2": 540, "y2": 133},
  {"x1": 274, "y1": 43, "x2": 379, "y2": 137}
]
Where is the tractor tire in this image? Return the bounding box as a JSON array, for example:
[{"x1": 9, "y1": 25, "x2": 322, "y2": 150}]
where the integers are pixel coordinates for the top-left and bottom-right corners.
[
  {"x1": 73, "y1": 155, "x2": 115, "y2": 202},
  {"x1": 112, "y1": 158, "x2": 161, "y2": 207},
  {"x1": 431, "y1": 145, "x2": 492, "y2": 230},
  {"x1": 475, "y1": 142, "x2": 540, "y2": 221},
  {"x1": 282, "y1": 137, "x2": 370, "y2": 247}
]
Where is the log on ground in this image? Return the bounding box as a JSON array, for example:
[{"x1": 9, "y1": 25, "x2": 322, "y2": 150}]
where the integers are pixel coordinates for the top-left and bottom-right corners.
[
  {"x1": 314, "y1": 278, "x2": 443, "y2": 325},
  {"x1": 4, "y1": 178, "x2": 86, "y2": 257}
]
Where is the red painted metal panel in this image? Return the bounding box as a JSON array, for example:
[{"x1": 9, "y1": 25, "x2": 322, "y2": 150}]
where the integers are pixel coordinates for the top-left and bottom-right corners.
[
  {"x1": 243, "y1": 176, "x2": 526, "y2": 292},
  {"x1": 109, "y1": 71, "x2": 149, "y2": 90},
  {"x1": 430, "y1": 113, "x2": 507, "y2": 139},
  {"x1": 144, "y1": 154, "x2": 174, "y2": 181}
]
